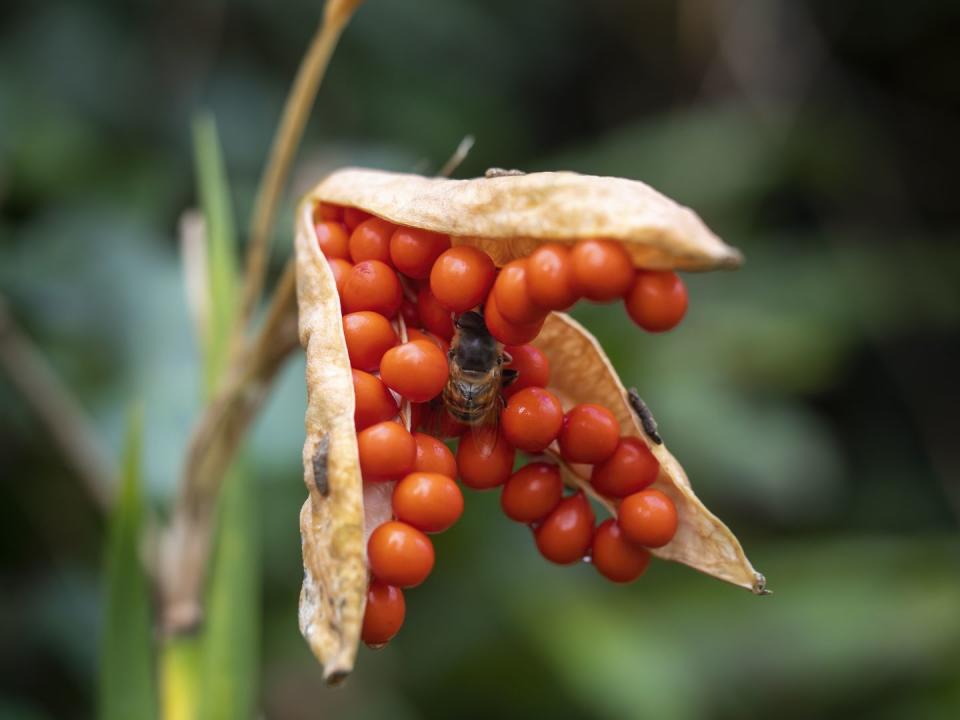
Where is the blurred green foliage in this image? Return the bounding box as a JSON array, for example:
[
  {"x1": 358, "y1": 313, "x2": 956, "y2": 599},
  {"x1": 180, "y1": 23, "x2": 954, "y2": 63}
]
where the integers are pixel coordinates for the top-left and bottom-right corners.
[
  {"x1": 1, "y1": 1, "x2": 959, "y2": 719},
  {"x1": 98, "y1": 406, "x2": 155, "y2": 720}
]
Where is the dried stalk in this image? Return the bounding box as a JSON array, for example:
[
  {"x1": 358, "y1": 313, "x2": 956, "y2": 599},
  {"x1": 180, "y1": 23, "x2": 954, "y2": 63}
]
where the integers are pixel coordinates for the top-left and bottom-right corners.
[
  {"x1": 160, "y1": 261, "x2": 298, "y2": 633},
  {"x1": 238, "y1": 7, "x2": 353, "y2": 331},
  {"x1": 0, "y1": 296, "x2": 115, "y2": 510}
]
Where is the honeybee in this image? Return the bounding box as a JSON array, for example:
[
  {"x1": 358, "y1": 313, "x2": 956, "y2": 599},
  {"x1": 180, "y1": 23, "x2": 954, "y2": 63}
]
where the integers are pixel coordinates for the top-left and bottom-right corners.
[{"x1": 441, "y1": 311, "x2": 517, "y2": 452}]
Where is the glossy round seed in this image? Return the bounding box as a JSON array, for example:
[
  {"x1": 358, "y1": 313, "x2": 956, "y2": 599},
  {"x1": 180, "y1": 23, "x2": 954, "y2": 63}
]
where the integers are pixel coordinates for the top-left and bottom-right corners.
[
  {"x1": 314, "y1": 202, "x2": 343, "y2": 223},
  {"x1": 380, "y1": 340, "x2": 449, "y2": 403},
  {"x1": 361, "y1": 580, "x2": 405, "y2": 646},
  {"x1": 558, "y1": 403, "x2": 620, "y2": 464},
  {"x1": 327, "y1": 258, "x2": 352, "y2": 301},
  {"x1": 392, "y1": 472, "x2": 464, "y2": 533},
  {"x1": 417, "y1": 284, "x2": 455, "y2": 341},
  {"x1": 352, "y1": 369, "x2": 399, "y2": 431},
  {"x1": 343, "y1": 207, "x2": 372, "y2": 231},
  {"x1": 526, "y1": 243, "x2": 579, "y2": 310},
  {"x1": 502, "y1": 344, "x2": 550, "y2": 399},
  {"x1": 389, "y1": 227, "x2": 451, "y2": 279},
  {"x1": 484, "y1": 292, "x2": 544, "y2": 345},
  {"x1": 429, "y1": 246, "x2": 496, "y2": 313},
  {"x1": 349, "y1": 217, "x2": 396, "y2": 265},
  {"x1": 590, "y1": 436, "x2": 659, "y2": 498},
  {"x1": 357, "y1": 421, "x2": 416, "y2": 482},
  {"x1": 341, "y1": 260, "x2": 403, "y2": 317},
  {"x1": 457, "y1": 431, "x2": 516, "y2": 490},
  {"x1": 341, "y1": 311, "x2": 398, "y2": 371},
  {"x1": 493, "y1": 259, "x2": 547, "y2": 324},
  {"x1": 618, "y1": 489, "x2": 678, "y2": 548},
  {"x1": 412, "y1": 432, "x2": 458, "y2": 478},
  {"x1": 368, "y1": 520, "x2": 435, "y2": 587},
  {"x1": 315, "y1": 220, "x2": 350, "y2": 259},
  {"x1": 500, "y1": 462, "x2": 563, "y2": 523},
  {"x1": 570, "y1": 239, "x2": 635, "y2": 301},
  {"x1": 501, "y1": 387, "x2": 564, "y2": 453},
  {"x1": 625, "y1": 270, "x2": 688, "y2": 332},
  {"x1": 535, "y1": 492, "x2": 595, "y2": 565},
  {"x1": 592, "y1": 519, "x2": 651, "y2": 583}
]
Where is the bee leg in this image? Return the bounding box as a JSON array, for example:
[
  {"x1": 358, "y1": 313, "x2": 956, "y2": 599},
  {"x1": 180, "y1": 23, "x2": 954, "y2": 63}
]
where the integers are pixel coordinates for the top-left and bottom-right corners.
[{"x1": 501, "y1": 369, "x2": 519, "y2": 388}]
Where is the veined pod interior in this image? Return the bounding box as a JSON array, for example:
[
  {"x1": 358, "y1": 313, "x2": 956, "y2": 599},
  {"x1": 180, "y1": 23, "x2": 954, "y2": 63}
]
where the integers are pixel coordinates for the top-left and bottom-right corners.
[{"x1": 295, "y1": 168, "x2": 765, "y2": 684}]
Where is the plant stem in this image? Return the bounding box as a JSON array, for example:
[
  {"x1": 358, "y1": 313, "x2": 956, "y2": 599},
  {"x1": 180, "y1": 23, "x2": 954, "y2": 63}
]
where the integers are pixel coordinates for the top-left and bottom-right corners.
[
  {"x1": 0, "y1": 296, "x2": 115, "y2": 510},
  {"x1": 237, "y1": 12, "x2": 349, "y2": 333},
  {"x1": 160, "y1": 261, "x2": 298, "y2": 634}
]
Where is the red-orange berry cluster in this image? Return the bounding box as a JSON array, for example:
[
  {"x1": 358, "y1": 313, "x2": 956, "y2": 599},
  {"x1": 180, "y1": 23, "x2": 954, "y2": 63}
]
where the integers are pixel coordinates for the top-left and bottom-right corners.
[
  {"x1": 486, "y1": 240, "x2": 689, "y2": 339},
  {"x1": 312, "y1": 203, "x2": 686, "y2": 647}
]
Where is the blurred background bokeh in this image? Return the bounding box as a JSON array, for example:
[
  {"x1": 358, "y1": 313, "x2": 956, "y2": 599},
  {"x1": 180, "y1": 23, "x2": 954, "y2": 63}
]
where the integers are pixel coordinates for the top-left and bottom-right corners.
[{"x1": 2, "y1": 0, "x2": 959, "y2": 718}]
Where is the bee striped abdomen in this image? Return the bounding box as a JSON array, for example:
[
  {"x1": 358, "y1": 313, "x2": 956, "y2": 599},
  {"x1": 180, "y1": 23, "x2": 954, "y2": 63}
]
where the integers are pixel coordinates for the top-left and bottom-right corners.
[{"x1": 442, "y1": 380, "x2": 488, "y2": 424}]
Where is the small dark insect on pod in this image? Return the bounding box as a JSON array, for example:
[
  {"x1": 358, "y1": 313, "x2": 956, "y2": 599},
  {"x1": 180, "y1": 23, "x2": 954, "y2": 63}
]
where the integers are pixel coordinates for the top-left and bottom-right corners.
[{"x1": 627, "y1": 388, "x2": 662, "y2": 445}]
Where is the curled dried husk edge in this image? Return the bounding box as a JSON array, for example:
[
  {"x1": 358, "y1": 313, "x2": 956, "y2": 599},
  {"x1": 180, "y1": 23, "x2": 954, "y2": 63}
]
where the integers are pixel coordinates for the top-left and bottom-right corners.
[{"x1": 308, "y1": 168, "x2": 743, "y2": 271}]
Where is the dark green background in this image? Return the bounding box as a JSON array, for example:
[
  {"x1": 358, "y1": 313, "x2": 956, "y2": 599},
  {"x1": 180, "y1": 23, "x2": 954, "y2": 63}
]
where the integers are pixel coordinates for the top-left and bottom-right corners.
[{"x1": 2, "y1": 1, "x2": 959, "y2": 718}]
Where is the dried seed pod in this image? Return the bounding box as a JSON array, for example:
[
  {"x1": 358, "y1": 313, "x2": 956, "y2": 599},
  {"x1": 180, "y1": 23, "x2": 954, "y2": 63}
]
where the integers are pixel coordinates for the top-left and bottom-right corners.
[
  {"x1": 294, "y1": 168, "x2": 759, "y2": 682},
  {"x1": 308, "y1": 168, "x2": 742, "y2": 271}
]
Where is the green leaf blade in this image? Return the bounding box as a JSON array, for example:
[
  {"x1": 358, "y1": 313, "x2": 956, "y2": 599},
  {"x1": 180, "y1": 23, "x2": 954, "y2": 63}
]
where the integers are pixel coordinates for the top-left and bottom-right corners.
[
  {"x1": 191, "y1": 112, "x2": 239, "y2": 395},
  {"x1": 198, "y1": 463, "x2": 261, "y2": 720},
  {"x1": 98, "y1": 406, "x2": 157, "y2": 720}
]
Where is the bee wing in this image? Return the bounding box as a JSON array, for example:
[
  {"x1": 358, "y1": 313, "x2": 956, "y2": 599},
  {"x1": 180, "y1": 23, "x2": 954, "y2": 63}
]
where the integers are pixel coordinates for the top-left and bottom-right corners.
[
  {"x1": 415, "y1": 397, "x2": 468, "y2": 440},
  {"x1": 468, "y1": 396, "x2": 504, "y2": 459}
]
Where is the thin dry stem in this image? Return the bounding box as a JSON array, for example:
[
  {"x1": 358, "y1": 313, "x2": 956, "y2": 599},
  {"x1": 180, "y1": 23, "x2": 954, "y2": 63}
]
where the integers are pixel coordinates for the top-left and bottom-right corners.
[
  {"x1": 238, "y1": 11, "x2": 351, "y2": 332},
  {"x1": 544, "y1": 447, "x2": 617, "y2": 516},
  {"x1": 0, "y1": 296, "x2": 115, "y2": 510},
  {"x1": 437, "y1": 135, "x2": 475, "y2": 178},
  {"x1": 160, "y1": 260, "x2": 299, "y2": 634}
]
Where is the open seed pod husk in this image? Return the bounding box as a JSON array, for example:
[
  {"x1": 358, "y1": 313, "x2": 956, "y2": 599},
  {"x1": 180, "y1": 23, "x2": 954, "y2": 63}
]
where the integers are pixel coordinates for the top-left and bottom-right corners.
[{"x1": 294, "y1": 168, "x2": 761, "y2": 683}]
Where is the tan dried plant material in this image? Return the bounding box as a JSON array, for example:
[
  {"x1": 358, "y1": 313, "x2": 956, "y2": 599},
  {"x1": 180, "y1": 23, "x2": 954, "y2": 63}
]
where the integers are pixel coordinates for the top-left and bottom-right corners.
[
  {"x1": 308, "y1": 168, "x2": 743, "y2": 271},
  {"x1": 295, "y1": 205, "x2": 365, "y2": 684},
  {"x1": 294, "y1": 168, "x2": 760, "y2": 682}
]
